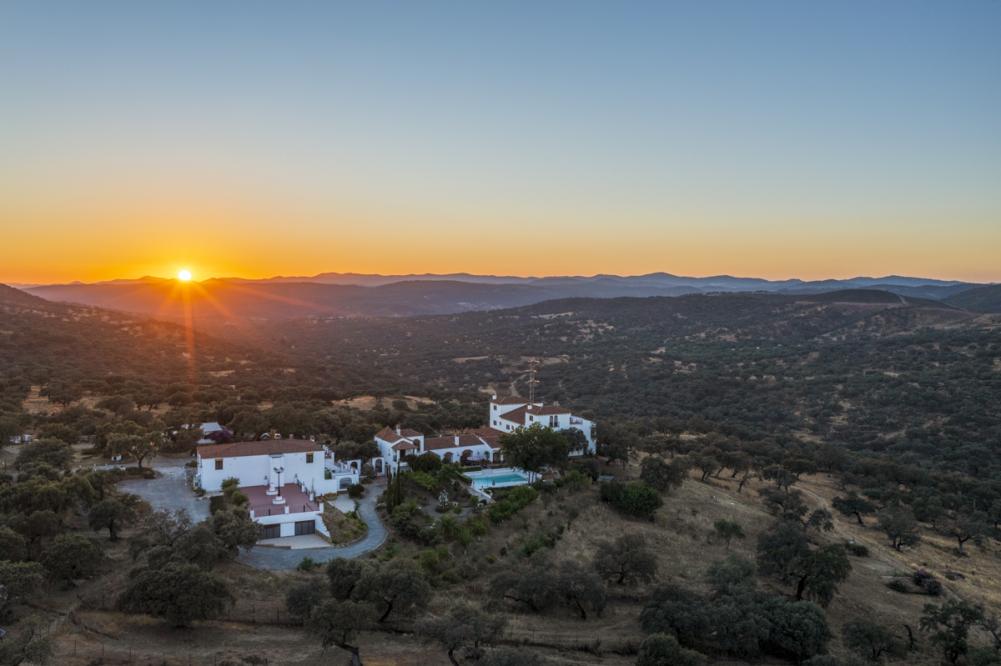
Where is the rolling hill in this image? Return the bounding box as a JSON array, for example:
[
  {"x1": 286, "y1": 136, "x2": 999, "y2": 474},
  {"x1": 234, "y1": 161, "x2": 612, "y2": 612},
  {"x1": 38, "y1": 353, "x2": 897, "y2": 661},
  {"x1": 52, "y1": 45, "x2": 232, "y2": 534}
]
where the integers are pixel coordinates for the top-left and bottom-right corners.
[
  {"x1": 24, "y1": 277, "x2": 700, "y2": 321},
  {"x1": 24, "y1": 273, "x2": 983, "y2": 323},
  {"x1": 945, "y1": 283, "x2": 1001, "y2": 312},
  {"x1": 0, "y1": 283, "x2": 285, "y2": 392}
]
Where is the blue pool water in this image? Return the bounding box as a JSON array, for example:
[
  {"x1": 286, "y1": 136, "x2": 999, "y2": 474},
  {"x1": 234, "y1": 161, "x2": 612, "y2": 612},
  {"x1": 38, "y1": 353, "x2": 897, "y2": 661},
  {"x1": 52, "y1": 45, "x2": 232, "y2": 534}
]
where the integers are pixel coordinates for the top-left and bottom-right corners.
[
  {"x1": 466, "y1": 468, "x2": 531, "y2": 490},
  {"x1": 475, "y1": 474, "x2": 526, "y2": 486}
]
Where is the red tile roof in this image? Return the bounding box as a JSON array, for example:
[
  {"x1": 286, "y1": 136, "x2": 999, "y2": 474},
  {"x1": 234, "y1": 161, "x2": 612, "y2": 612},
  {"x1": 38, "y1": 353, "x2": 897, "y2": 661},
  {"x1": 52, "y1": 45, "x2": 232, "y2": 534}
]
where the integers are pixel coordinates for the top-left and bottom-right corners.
[
  {"x1": 498, "y1": 406, "x2": 528, "y2": 425},
  {"x1": 465, "y1": 428, "x2": 504, "y2": 449},
  {"x1": 492, "y1": 396, "x2": 528, "y2": 405},
  {"x1": 197, "y1": 439, "x2": 322, "y2": 459},
  {"x1": 375, "y1": 426, "x2": 424, "y2": 442},
  {"x1": 424, "y1": 433, "x2": 498, "y2": 452},
  {"x1": 479, "y1": 435, "x2": 502, "y2": 450},
  {"x1": 392, "y1": 441, "x2": 418, "y2": 451},
  {"x1": 424, "y1": 436, "x2": 456, "y2": 451}
]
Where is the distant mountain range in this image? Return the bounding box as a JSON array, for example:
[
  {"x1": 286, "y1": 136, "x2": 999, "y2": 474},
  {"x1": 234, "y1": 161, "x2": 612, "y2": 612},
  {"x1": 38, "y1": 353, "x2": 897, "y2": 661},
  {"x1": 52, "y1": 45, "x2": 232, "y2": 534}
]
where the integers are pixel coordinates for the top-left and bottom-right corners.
[
  {"x1": 198, "y1": 270, "x2": 978, "y2": 295},
  {"x1": 18, "y1": 272, "x2": 997, "y2": 321}
]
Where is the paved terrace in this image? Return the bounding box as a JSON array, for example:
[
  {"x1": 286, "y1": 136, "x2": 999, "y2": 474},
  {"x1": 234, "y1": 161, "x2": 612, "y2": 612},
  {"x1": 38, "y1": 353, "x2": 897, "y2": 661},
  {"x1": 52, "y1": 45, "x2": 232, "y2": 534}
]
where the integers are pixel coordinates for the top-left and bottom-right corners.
[
  {"x1": 120, "y1": 458, "x2": 388, "y2": 571},
  {"x1": 243, "y1": 483, "x2": 318, "y2": 517}
]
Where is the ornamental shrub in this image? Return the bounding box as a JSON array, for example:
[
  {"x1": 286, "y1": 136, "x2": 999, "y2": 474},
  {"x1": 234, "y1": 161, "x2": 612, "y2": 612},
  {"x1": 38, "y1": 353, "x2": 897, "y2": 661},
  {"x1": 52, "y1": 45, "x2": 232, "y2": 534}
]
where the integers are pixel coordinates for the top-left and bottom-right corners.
[{"x1": 600, "y1": 481, "x2": 663, "y2": 519}]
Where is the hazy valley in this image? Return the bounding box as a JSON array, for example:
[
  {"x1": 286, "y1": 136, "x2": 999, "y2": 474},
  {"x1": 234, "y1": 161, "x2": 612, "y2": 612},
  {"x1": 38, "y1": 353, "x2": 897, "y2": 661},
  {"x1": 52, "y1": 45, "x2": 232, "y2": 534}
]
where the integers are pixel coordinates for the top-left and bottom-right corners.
[{"x1": 3, "y1": 278, "x2": 1001, "y2": 665}]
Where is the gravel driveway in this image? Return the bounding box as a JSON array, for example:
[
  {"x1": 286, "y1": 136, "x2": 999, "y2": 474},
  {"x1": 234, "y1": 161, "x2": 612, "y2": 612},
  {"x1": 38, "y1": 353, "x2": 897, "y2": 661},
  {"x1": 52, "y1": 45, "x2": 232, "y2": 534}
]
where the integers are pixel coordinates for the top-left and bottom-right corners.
[
  {"x1": 119, "y1": 457, "x2": 388, "y2": 570},
  {"x1": 117, "y1": 456, "x2": 210, "y2": 522},
  {"x1": 238, "y1": 484, "x2": 388, "y2": 570}
]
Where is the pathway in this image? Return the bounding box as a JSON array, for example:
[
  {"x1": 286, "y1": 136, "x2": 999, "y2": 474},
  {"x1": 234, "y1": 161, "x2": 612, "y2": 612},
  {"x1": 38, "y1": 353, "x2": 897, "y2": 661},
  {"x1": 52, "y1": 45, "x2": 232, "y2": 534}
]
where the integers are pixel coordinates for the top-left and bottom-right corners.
[
  {"x1": 238, "y1": 482, "x2": 388, "y2": 570},
  {"x1": 118, "y1": 458, "x2": 388, "y2": 570}
]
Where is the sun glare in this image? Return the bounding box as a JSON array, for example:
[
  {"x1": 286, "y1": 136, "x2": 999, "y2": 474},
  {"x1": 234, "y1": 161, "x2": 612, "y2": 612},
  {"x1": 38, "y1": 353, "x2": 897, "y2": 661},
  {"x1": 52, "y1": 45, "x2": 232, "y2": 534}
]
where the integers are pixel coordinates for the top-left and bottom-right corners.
[{"x1": 177, "y1": 268, "x2": 193, "y2": 282}]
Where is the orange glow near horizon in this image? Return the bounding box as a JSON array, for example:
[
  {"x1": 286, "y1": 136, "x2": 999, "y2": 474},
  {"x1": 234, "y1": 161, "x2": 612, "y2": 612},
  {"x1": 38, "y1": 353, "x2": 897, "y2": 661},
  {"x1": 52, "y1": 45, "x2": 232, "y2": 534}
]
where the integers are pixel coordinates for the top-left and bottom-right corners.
[
  {"x1": 4, "y1": 222, "x2": 1000, "y2": 285},
  {"x1": 3, "y1": 3, "x2": 1000, "y2": 287},
  {"x1": 2, "y1": 194, "x2": 1000, "y2": 285}
]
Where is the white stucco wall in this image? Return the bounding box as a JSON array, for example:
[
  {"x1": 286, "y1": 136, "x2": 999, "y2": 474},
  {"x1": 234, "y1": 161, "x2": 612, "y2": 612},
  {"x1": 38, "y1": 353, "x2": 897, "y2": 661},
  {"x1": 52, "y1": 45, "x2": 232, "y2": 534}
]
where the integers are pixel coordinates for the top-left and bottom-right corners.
[
  {"x1": 490, "y1": 400, "x2": 528, "y2": 417},
  {"x1": 196, "y1": 450, "x2": 325, "y2": 492},
  {"x1": 253, "y1": 507, "x2": 324, "y2": 537},
  {"x1": 524, "y1": 412, "x2": 595, "y2": 453},
  {"x1": 370, "y1": 402, "x2": 597, "y2": 475},
  {"x1": 428, "y1": 443, "x2": 494, "y2": 463}
]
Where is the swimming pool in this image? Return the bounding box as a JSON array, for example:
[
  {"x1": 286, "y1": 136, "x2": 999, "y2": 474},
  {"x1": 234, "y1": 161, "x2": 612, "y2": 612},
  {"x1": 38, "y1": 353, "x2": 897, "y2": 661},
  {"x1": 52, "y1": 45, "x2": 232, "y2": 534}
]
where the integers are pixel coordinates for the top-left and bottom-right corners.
[{"x1": 465, "y1": 467, "x2": 532, "y2": 490}]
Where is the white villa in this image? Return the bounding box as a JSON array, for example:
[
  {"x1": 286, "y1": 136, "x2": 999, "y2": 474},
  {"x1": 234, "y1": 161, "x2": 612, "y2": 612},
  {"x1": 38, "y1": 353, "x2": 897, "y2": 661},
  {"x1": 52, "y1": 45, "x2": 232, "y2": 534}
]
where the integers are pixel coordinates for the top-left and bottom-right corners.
[
  {"x1": 373, "y1": 395, "x2": 596, "y2": 473},
  {"x1": 194, "y1": 438, "x2": 361, "y2": 539}
]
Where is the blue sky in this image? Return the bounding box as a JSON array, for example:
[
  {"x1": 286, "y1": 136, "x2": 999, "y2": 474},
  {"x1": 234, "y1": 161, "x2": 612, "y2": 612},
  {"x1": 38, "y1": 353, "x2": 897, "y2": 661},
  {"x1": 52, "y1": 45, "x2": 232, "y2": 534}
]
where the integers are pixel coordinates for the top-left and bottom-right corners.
[{"x1": 2, "y1": 1, "x2": 999, "y2": 282}]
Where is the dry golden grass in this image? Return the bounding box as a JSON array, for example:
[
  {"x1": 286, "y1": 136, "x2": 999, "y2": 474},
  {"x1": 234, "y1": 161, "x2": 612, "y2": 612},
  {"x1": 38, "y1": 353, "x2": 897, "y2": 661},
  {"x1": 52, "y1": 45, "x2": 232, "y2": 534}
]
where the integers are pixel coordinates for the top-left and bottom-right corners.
[
  {"x1": 21, "y1": 384, "x2": 58, "y2": 414},
  {"x1": 31, "y1": 452, "x2": 1001, "y2": 665},
  {"x1": 333, "y1": 394, "x2": 436, "y2": 411},
  {"x1": 535, "y1": 460, "x2": 1001, "y2": 664},
  {"x1": 798, "y1": 474, "x2": 1001, "y2": 624},
  {"x1": 321, "y1": 501, "x2": 368, "y2": 545}
]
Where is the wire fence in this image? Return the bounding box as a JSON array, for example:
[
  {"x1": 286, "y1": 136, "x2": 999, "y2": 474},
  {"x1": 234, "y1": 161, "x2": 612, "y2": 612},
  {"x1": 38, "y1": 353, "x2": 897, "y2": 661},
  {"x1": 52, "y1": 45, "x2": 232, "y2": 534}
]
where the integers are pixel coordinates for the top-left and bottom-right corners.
[
  {"x1": 65, "y1": 599, "x2": 643, "y2": 664},
  {"x1": 56, "y1": 604, "x2": 310, "y2": 666},
  {"x1": 55, "y1": 641, "x2": 285, "y2": 666},
  {"x1": 80, "y1": 598, "x2": 301, "y2": 627},
  {"x1": 53, "y1": 631, "x2": 639, "y2": 666}
]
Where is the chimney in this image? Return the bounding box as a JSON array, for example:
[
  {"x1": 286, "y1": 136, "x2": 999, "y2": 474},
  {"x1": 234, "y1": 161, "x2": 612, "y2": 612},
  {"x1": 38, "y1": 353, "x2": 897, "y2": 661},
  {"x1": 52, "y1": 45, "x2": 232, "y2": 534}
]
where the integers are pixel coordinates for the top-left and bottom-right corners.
[
  {"x1": 395, "y1": 425, "x2": 401, "y2": 436},
  {"x1": 454, "y1": 435, "x2": 459, "y2": 446}
]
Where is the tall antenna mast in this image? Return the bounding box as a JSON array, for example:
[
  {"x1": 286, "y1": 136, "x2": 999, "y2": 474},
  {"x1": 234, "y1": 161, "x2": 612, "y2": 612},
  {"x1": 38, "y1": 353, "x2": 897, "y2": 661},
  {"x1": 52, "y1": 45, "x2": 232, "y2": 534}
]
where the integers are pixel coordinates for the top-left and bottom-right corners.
[{"x1": 527, "y1": 360, "x2": 540, "y2": 404}]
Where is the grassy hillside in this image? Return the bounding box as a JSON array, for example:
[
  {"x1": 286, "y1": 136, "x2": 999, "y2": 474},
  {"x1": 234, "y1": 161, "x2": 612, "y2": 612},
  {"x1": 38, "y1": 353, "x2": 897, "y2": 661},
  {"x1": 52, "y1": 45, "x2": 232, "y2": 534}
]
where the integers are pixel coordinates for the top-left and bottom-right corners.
[
  {"x1": 33, "y1": 452, "x2": 1001, "y2": 665},
  {"x1": 3, "y1": 285, "x2": 1001, "y2": 665}
]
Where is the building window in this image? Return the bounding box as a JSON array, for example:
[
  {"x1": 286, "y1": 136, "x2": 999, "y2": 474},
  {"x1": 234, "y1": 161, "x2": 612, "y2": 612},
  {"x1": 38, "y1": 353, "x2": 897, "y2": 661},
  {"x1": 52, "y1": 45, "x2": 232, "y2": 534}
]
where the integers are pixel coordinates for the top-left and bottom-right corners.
[
  {"x1": 306, "y1": 453, "x2": 314, "y2": 463},
  {"x1": 214, "y1": 459, "x2": 223, "y2": 470},
  {"x1": 492, "y1": 405, "x2": 497, "y2": 410}
]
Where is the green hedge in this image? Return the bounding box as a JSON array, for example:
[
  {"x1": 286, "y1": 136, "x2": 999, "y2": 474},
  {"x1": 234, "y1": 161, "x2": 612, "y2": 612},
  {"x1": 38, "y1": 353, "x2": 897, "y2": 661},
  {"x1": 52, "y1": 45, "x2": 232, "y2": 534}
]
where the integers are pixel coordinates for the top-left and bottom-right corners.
[
  {"x1": 488, "y1": 486, "x2": 539, "y2": 523},
  {"x1": 599, "y1": 480, "x2": 662, "y2": 519}
]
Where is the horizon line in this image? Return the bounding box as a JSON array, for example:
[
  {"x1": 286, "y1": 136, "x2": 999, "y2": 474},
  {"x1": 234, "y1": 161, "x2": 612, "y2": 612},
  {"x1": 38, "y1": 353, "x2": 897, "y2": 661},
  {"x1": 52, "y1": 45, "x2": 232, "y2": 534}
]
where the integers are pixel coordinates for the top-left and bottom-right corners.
[{"x1": 6, "y1": 269, "x2": 994, "y2": 289}]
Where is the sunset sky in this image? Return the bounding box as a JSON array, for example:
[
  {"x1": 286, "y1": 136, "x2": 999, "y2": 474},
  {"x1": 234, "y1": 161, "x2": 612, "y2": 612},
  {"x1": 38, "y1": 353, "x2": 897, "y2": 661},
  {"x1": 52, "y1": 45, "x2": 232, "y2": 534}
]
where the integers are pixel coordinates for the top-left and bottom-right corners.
[{"x1": 2, "y1": 2, "x2": 999, "y2": 284}]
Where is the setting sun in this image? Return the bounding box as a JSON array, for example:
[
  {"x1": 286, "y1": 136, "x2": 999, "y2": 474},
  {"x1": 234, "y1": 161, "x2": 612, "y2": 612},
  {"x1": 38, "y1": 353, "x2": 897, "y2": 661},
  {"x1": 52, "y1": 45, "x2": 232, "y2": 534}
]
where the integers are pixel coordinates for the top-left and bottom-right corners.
[{"x1": 177, "y1": 268, "x2": 193, "y2": 282}]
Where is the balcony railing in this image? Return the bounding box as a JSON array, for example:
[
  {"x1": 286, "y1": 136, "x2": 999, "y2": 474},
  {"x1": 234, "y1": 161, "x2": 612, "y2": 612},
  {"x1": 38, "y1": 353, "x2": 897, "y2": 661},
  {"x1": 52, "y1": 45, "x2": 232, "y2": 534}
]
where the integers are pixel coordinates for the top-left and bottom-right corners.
[{"x1": 249, "y1": 502, "x2": 318, "y2": 518}]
